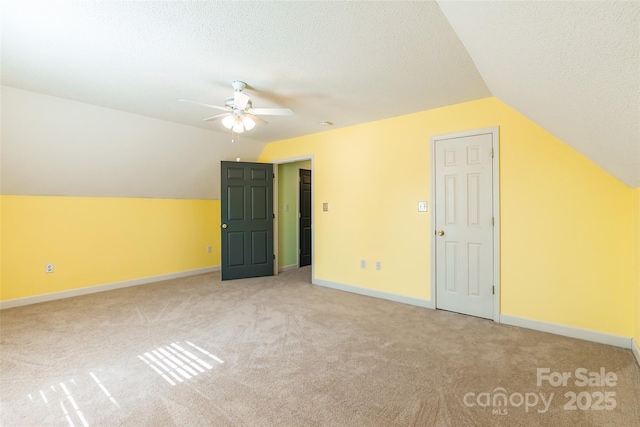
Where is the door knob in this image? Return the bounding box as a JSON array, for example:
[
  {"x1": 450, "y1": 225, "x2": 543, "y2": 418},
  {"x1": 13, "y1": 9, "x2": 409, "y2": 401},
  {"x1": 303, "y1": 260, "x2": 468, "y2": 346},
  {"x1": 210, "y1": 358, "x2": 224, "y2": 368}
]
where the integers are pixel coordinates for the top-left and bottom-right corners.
[
  {"x1": 222, "y1": 224, "x2": 228, "y2": 229},
  {"x1": 437, "y1": 230, "x2": 445, "y2": 236}
]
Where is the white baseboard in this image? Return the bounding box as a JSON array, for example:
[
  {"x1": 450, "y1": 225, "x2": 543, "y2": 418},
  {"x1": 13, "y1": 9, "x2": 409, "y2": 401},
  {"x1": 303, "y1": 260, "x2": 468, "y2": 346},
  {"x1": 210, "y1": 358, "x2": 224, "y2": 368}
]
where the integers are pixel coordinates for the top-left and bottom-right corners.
[
  {"x1": 278, "y1": 264, "x2": 298, "y2": 273},
  {"x1": 0, "y1": 266, "x2": 220, "y2": 310},
  {"x1": 500, "y1": 314, "x2": 631, "y2": 349},
  {"x1": 632, "y1": 339, "x2": 640, "y2": 367},
  {"x1": 312, "y1": 278, "x2": 433, "y2": 309}
]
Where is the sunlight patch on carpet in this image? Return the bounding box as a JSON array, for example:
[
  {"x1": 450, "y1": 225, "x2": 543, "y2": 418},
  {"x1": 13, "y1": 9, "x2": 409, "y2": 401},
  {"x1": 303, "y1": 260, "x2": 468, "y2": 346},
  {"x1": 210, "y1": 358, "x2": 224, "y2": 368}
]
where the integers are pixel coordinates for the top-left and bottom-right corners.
[
  {"x1": 59, "y1": 382, "x2": 89, "y2": 427},
  {"x1": 90, "y1": 372, "x2": 120, "y2": 408},
  {"x1": 25, "y1": 372, "x2": 120, "y2": 427},
  {"x1": 138, "y1": 341, "x2": 223, "y2": 386}
]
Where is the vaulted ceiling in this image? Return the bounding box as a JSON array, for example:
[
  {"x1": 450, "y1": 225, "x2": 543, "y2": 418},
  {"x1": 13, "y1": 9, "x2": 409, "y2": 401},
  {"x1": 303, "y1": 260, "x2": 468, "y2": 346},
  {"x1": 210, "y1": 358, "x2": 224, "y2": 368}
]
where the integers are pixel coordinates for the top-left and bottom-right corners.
[{"x1": 2, "y1": 1, "x2": 638, "y2": 187}]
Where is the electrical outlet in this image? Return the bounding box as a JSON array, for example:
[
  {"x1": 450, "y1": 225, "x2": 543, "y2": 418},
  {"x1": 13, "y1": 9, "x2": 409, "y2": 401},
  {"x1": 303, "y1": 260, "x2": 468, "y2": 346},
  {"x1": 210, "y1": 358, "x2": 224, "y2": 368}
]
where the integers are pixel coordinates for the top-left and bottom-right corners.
[
  {"x1": 45, "y1": 263, "x2": 54, "y2": 274},
  {"x1": 360, "y1": 259, "x2": 366, "y2": 269},
  {"x1": 375, "y1": 261, "x2": 381, "y2": 271},
  {"x1": 207, "y1": 246, "x2": 212, "y2": 253}
]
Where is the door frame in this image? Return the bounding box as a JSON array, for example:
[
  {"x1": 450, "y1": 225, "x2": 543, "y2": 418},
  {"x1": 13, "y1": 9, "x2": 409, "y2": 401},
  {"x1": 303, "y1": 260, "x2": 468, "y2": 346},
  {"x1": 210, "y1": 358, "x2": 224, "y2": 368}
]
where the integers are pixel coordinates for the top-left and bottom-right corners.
[
  {"x1": 272, "y1": 155, "x2": 315, "y2": 280},
  {"x1": 429, "y1": 127, "x2": 501, "y2": 322}
]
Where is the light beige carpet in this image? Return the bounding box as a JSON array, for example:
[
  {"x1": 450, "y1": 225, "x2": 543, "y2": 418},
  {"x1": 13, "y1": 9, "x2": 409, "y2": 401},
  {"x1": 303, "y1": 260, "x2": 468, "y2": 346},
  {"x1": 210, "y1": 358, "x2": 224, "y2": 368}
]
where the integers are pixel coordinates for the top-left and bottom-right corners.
[{"x1": 1, "y1": 267, "x2": 639, "y2": 426}]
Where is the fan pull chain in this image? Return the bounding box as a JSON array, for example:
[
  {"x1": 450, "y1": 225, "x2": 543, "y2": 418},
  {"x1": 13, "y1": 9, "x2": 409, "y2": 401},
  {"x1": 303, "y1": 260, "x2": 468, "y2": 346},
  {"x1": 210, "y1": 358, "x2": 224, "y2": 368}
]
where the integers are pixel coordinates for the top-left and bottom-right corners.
[
  {"x1": 231, "y1": 131, "x2": 240, "y2": 162},
  {"x1": 232, "y1": 130, "x2": 241, "y2": 162}
]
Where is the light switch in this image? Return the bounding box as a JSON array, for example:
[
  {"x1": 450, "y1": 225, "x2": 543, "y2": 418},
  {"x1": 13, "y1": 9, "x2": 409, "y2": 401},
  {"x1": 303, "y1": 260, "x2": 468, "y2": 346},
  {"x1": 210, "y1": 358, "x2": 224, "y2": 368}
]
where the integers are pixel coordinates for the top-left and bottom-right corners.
[
  {"x1": 323, "y1": 202, "x2": 329, "y2": 212},
  {"x1": 418, "y1": 201, "x2": 427, "y2": 212}
]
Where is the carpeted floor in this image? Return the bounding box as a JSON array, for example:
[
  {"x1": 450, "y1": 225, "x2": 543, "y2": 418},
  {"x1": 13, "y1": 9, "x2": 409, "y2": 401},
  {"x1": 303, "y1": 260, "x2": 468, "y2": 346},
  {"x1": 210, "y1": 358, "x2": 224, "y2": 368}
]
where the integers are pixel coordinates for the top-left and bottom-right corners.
[{"x1": 1, "y1": 267, "x2": 639, "y2": 426}]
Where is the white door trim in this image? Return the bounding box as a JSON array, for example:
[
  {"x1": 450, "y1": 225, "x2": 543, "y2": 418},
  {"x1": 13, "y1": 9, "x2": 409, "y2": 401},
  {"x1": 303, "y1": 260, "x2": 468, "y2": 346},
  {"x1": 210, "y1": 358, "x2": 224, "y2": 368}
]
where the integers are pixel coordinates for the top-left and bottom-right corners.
[{"x1": 429, "y1": 127, "x2": 500, "y2": 322}]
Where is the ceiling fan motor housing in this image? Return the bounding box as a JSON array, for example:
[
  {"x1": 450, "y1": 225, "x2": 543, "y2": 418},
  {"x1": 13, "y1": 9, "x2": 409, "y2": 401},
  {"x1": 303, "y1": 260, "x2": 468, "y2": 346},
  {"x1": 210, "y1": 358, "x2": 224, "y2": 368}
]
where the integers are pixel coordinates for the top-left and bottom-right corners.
[
  {"x1": 232, "y1": 80, "x2": 247, "y2": 92},
  {"x1": 225, "y1": 97, "x2": 252, "y2": 111}
]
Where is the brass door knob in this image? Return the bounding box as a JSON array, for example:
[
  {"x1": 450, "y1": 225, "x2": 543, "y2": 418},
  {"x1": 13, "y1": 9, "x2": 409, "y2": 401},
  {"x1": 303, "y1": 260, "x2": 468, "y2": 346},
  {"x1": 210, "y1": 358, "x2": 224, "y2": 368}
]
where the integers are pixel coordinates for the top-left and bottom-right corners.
[
  {"x1": 437, "y1": 230, "x2": 445, "y2": 236},
  {"x1": 222, "y1": 224, "x2": 228, "y2": 229}
]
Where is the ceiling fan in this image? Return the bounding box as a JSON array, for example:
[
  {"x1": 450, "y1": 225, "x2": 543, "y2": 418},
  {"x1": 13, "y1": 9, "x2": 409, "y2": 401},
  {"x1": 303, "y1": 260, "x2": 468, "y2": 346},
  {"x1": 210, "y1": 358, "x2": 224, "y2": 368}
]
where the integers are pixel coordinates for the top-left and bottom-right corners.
[{"x1": 180, "y1": 81, "x2": 293, "y2": 133}]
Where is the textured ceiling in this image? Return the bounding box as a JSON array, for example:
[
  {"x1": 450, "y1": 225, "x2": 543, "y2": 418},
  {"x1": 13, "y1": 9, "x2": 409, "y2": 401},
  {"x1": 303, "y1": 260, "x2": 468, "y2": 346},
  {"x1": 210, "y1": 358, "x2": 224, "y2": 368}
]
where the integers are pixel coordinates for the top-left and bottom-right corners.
[
  {"x1": 1, "y1": 1, "x2": 638, "y2": 187},
  {"x1": 0, "y1": 0, "x2": 488, "y2": 142},
  {"x1": 438, "y1": 0, "x2": 640, "y2": 187}
]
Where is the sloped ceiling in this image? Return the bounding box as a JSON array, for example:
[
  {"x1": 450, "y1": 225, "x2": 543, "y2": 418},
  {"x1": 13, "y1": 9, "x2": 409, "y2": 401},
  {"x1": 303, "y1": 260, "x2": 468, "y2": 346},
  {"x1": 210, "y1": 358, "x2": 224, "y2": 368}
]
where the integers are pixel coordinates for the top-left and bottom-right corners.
[
  {"x1": 0, "y1": 1, "x2": 489, "y2": 142},
  {"x1": 438, "y1": 0, "x2": 639, "y2": 187},
  {"x1": 1, "y1": 1, "x2": 638, "y2": 188}
]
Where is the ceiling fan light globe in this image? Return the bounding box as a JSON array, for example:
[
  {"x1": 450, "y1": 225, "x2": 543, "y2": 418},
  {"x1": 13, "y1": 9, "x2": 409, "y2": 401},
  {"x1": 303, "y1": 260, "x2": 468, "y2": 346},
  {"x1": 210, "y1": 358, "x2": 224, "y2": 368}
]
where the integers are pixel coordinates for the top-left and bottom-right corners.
[
  {"x1": 232, "y1": 122, "x2": 244, "y2": 133},
  {"x1": 242, "y1": 116, "x2": 256, "y2": 131},
  {"x1": 221, "y1": 115, "x2": 235, "y2": 129}
]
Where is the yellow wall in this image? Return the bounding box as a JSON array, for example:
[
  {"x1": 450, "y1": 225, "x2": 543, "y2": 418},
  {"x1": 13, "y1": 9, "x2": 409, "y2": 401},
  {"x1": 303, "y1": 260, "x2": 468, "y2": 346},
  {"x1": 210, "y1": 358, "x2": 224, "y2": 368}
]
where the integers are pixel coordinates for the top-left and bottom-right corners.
[
  {"x1": 634, "y1": 188, "x2": 640, "y2": 345},
  {"x1": 0, "y1": 196, "x2": 220, "y2": 301},
  {"x1": 259, "y1": 97, "x2": 634, "y2": 337},
  {"x1": 2, "y1": 97, "x2": 635, "y2": 341}
]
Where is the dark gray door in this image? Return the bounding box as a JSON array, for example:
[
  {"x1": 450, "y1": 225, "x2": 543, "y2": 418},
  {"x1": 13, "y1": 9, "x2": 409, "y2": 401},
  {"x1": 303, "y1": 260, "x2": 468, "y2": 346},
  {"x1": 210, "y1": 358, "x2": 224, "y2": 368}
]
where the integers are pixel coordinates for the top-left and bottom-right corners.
[
  {"x1": 221, "y1": 161, "x2": 274, "y2": 280},
  {"x1": 299, "y1": 169, "x2": 312, "y2": 267}
]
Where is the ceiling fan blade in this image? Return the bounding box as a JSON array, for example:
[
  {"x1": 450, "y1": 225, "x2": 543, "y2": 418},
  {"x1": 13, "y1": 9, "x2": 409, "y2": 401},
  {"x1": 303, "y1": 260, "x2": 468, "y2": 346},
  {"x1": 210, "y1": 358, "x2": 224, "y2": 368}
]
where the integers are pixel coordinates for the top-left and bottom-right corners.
[
  {"x1": 179, "y1": 99, "x2": 230, "y2": 112},
  {"x1": 234, "y1": 91, "x2": 251, "y2": 110},
  {"x1": 245, "y1": 113, "x2": 268, "y2": 125},
  {"x1": 202, "y1": 113, "x2": 230, "y2": 122},
  {"x1": 251, "y1": 107, "x2": 293, "y2": 116}
]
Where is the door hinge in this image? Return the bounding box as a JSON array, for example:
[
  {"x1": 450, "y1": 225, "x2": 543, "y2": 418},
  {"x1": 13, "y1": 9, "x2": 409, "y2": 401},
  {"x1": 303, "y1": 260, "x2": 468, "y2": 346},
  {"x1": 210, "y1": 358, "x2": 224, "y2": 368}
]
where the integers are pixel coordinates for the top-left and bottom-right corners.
[
  {"x1": 492, "y1": 285, "x2": 495, "y2": 295},
  {"x1": 492, "y1": 217, "x2": 494, "y2": 226},
  {"x1": 273, "y1": 173, "x2": 275, "y2": 178},
  {"x1": 298, "y1": 249, "x2": 301, "y2": 254},
  {"x1": 491, "y1": 148, "x2": 494, "y2": 158},
  {"x1": 273, "y1": 213, "x2": 275, "y2": 219},
  {"x1": 273, "y1": 254, "x2": 276, "y2": 260}
]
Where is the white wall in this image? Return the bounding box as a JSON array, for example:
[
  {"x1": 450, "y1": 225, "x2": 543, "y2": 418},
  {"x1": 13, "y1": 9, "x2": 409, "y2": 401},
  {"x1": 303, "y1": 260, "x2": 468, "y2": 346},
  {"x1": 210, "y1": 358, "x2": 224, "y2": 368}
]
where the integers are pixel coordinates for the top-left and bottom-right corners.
[{"x1": 1, "y1": 86, "x2": 266, "y2": 199}]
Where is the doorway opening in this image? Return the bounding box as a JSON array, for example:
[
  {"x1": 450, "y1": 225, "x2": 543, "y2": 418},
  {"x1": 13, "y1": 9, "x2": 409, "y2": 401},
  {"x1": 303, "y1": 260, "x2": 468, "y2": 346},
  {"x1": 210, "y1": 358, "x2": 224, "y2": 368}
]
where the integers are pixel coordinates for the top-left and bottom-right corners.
[{"x1": 273, "y1": 156, "x2": 314, "y2": 282}]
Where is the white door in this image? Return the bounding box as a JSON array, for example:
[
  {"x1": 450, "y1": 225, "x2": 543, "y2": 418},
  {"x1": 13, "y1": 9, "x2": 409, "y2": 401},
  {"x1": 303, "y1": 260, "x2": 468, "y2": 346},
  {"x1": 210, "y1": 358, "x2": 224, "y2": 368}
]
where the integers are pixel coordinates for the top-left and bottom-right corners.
[{"x1": 434, "y1": 131, "x2": 496, "y2": 319}]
